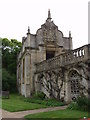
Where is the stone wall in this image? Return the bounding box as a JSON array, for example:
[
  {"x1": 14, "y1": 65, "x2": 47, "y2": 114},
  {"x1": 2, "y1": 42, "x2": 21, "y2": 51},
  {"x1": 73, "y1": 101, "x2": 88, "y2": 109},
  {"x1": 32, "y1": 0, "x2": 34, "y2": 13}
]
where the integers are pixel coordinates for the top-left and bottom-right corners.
[{"x1": 35, "y1": 44, "x2": 90, "y2": 102}]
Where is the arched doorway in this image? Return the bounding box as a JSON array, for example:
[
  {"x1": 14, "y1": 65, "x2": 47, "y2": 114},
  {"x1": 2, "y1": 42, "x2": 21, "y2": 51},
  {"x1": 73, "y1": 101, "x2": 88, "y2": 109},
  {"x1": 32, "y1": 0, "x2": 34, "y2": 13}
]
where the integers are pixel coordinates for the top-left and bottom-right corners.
[{"x1": 69, "y1": 70, "x2": 80, "y2": 101}]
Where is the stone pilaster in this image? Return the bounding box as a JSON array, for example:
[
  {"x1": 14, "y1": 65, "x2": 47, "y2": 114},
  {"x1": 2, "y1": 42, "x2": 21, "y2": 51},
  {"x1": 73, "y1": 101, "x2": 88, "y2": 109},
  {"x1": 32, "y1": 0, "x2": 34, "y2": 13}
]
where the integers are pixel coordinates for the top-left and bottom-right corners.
[
  {"x1": 64, "y1": 72, "x2": 71, "y2": 104},
  {"x1": 25, "y1": 52, "x2": 31, "y2": 97}
]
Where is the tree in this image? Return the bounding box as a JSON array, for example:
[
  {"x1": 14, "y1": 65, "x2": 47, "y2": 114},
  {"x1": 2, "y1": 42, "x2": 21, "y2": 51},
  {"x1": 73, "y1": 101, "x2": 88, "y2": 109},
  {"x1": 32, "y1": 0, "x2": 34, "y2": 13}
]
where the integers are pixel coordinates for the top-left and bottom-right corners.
[
  {"x1": 2, "y1": 38, "x2": 21, "y2": 74},
  {"x1": 2, "y1": 68, "x2": 16, "y2": 91},
  {"x1": 1, "y1": 38, "x2": 21, "y2": 92}
]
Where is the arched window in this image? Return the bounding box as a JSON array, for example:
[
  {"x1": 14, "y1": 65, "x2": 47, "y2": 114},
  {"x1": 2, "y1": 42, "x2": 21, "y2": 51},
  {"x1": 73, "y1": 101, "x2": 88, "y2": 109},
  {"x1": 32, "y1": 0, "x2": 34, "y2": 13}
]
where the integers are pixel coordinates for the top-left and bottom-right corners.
[{"x1": 69, "y1": 70, "x2": 80, "y2": 101}]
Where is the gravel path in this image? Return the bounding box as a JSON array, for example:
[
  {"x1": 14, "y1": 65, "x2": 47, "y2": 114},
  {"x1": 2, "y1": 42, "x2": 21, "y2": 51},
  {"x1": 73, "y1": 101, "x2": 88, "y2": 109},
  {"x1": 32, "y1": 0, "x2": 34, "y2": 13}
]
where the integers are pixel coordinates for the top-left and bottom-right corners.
[{"x1": 1, "y1": 105, "x2": 68, "y2": 119}]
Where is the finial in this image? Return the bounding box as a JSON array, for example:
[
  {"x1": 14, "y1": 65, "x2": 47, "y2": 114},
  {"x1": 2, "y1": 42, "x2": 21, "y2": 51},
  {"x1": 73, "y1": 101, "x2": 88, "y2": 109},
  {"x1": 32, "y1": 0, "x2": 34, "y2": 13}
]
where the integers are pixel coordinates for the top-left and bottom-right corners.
[
  {"x1": 28, "y1": 26, "x2": 30, "y2": 33},
  {"x1": 69, "y1": 31, "x2": 71, "y2": 37},
  {"x1": 46, "y1": 9, "x2": 52, "y2": 22},
  {"x1": 48, "y1": 9, "x2": 51, "y2": 19}
]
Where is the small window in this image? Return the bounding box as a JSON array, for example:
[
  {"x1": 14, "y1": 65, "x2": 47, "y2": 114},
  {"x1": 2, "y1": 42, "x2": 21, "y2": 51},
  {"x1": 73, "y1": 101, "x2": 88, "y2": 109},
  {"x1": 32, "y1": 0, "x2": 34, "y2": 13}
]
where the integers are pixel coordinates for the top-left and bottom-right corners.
[{"x1": 46, "y1": 51, "x2": 55, "y2": 60}]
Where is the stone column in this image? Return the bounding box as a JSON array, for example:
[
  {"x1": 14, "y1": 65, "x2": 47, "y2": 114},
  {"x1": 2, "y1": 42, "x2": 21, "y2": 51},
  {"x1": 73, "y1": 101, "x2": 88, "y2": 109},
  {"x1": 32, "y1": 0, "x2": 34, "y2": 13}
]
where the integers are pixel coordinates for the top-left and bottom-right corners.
[
  {"x1": 21, "y1": 58, "x2": 26, "y2": 96},
  {"x1": 34, "y1": 74, "x2": 39, "y2": 92},
  {"x1": 17, "y1": 63, "x2": 21, "y2": 94},
  {"x1": 25, "y1": 52, "x2": 31, "y2": 97},
  {"x1": 64, "y1": 72, "x2": 71, "y2": 103}
]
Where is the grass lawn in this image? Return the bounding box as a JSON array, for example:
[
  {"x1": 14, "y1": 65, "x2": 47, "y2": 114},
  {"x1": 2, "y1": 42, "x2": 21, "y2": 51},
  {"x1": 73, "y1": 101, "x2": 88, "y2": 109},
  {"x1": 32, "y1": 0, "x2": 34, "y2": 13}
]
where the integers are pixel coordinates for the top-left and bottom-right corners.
[
  {"x1": 2, "y1": 93, "x2": 66, "y2": 112},
  {"x1": 25, "y1": 109, "x2": 89, "y2": 120},
  {"x1": 2, "y1": 94, "x2": 47, "y2": 112}
]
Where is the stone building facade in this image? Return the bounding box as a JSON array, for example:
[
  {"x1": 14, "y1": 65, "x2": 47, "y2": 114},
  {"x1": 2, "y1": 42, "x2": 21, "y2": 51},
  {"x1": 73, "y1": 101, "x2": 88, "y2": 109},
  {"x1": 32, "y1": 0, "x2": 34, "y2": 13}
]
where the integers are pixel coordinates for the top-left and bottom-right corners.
[{"x1": 17, "y1": 10, "x2": 90, "y2": 103}]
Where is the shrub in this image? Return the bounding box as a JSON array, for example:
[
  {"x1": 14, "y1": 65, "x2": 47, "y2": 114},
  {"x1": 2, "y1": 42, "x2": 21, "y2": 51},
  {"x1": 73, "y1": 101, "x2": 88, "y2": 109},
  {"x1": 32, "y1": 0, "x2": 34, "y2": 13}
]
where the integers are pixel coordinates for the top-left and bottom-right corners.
[
  {"x1": 76, "y1": 96, "x2": 90, "y2": 111},
  {"x1": 77, "y1": 96, "x2": 87, "y2": 106},
  {"x1": 67, "y1": 102, "x2": 78, "y2": 110},
  {"x1": 68, "y1": 96, "x2": 90, "y2": 112},
  {"x1": 45, "y1": 98, "x2": 65, "y2": 106},
  {"x1": 32, "y1": 92, "x2": 46, "y2": 100},
  {"x1": 24, "y1": 93, "x2": 65, "y2": 107}
]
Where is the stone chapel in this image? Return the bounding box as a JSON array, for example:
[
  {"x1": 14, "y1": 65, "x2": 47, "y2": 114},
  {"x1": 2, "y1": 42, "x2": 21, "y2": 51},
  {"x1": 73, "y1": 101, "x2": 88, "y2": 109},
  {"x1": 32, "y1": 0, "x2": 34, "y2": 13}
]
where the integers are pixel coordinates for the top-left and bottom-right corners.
[{"x1": 17, "y1": 10, "x2": 90, "y2": 103}]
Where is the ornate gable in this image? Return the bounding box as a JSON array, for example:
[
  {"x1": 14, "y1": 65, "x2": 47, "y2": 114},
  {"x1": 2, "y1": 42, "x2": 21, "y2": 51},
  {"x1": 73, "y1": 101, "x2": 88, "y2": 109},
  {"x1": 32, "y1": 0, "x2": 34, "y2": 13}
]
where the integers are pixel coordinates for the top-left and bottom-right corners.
[{"x1": 41, "y1": 10, "x2": 58, "y2": 44}]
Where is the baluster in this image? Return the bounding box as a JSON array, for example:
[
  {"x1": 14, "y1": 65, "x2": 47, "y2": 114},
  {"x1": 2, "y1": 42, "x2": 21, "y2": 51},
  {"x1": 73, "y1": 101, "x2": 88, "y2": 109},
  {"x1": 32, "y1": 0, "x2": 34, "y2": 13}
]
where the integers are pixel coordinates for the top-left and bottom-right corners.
[
  {"x1": 78, "y1": 50, "x2": 80, "y2": 57},
  {"x1": 83, "y1": 49, "x2": 85, "y2": 56},
  {"x1": 81, "y1": 49, "x2": 83, "y2": 57},
  {"x1": 74, "y1": 51, "x2": 77, "y2": 57},
  {"x1": 80, "y1": 50, "x2": 81, "y2": 57}
]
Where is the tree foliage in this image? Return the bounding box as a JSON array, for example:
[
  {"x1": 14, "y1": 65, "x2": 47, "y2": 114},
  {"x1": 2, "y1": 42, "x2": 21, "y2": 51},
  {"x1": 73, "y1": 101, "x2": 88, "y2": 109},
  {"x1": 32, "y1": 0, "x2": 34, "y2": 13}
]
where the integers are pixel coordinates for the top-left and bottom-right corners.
[
  {"x1": 1, "y1": 38, "x2": 21, "y2": 92},
  {"x1": 2, "y1": 38, "x2": 21, "y2": 74},
  {"x1": 2, "y1": 68, "x2": 16, "y2": 92}
]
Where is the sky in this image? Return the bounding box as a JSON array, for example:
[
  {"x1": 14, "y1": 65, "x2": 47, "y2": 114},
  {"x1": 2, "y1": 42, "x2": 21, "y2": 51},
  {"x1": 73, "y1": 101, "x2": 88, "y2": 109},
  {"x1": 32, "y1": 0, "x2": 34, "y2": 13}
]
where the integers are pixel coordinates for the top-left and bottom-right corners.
[{"x1": 0, "y1": 0, "x2": 89, "y2": 49}]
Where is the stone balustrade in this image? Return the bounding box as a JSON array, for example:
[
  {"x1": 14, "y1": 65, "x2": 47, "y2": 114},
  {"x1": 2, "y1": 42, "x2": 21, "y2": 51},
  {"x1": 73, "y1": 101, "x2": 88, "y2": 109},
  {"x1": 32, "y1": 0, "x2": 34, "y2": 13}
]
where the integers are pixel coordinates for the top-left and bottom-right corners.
[{"x1": 36, "y1": 44, "x2": 90, "y2": 73}]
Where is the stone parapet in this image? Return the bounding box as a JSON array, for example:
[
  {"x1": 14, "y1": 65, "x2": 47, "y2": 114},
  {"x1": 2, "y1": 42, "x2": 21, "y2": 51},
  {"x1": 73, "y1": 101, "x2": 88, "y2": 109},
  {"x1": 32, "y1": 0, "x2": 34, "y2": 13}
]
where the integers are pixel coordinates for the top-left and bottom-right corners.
[{"x1": 36, "y1": 44, "x2": 90, "y2": 73}]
